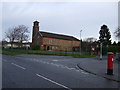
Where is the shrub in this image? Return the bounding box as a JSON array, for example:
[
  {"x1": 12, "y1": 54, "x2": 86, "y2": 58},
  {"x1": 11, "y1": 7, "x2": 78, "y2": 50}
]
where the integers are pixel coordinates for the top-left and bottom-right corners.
[
  {"x1": 32, "y1": 45, "x2": 40, "y2": 50},
  {"x1": 97, "y1": 45, "x2": 120, "y2": 55},
  {"x1": 108, "y1": 46, "x2": 120, "y2": 54}
]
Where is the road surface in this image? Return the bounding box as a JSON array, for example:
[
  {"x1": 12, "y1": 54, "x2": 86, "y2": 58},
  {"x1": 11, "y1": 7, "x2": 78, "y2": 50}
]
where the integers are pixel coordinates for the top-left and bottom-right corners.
[{"x1": 2, "y1": 54, "x2": 119, "y2": 89}]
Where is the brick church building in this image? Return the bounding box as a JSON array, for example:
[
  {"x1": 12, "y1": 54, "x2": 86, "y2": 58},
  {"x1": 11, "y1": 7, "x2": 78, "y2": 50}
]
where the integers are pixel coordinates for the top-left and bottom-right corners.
[{"x1": 31, "y1": 21, "x2": 80, "y2": 51}]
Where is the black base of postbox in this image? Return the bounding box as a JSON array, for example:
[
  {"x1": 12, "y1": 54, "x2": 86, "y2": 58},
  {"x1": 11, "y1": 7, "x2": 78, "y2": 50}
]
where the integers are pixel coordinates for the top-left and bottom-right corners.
[{"x1": 107, "y1": 69, "x2": 113, "y2": 75}]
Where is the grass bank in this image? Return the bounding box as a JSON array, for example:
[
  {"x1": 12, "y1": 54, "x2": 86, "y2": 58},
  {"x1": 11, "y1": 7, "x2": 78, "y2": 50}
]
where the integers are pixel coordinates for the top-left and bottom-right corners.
[{"x1": 2, "y1": 48, "x2": 95, "y2": 58}]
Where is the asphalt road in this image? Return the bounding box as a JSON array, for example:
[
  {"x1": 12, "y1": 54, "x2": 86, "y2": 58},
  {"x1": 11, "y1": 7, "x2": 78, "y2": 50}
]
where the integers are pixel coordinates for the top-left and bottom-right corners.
[{"x1": 2, "y1": 54, "x2": 119, "y2": 89}]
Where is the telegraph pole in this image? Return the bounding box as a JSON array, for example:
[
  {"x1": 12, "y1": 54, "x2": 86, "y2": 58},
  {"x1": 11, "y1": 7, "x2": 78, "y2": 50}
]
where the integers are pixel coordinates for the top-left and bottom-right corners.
[{"x1": 80, "y1": 30, "x2": 82, "y2": 55}]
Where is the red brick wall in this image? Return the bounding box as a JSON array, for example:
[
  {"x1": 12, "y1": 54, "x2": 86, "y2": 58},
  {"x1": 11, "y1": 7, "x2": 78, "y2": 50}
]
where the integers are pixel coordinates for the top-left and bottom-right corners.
[{"x1": 42, "y1": 37, "x2": 80, "y2": 51}]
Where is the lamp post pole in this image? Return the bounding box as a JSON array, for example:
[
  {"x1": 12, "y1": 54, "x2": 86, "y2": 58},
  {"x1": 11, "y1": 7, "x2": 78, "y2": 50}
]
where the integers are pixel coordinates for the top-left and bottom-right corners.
[
  {"x1": 99, "y1": 29, "x2": 103, "y2": 60},
  {"x1": 80, "y1": 30, "x2": 82, "y2": 55},
  {"x1": 100, "y1": 42, "x2": 102, "y2": 60}
]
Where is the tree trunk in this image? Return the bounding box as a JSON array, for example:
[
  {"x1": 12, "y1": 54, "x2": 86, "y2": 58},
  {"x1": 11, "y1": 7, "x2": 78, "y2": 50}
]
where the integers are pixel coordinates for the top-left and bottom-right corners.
[
  {"x1": 11, "y1": 42, "x2": 13, "y2": 48},
  {"x1": 20, "y1": 41, "x2": 23, "y2": 47}
]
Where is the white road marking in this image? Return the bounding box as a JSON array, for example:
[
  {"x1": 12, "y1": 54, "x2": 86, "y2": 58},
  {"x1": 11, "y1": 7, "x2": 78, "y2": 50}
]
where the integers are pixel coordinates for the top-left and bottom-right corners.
[
  {"x1": 52, "y1": 60, "x2": 58, "y2": 62},
  {"x1": 81, "y1": 71, "x2": 88, "y2": 74},
  {"x1": 59, "y1": 65, "x2": 64, "y2": 67},
  {"x1": 36, "y1": 74, "x2": 72, "y2": 90},
  {"x1": 36, "y1": 60, "x2": 88, "y2": 74},
  {"x1": 50, "y1": 63, "x2": 54, "y2": 65},
  {"x1": 66, "y1": 67, "x2": 70, "y2": 69},
  {"x1": 67, "y1": 68, "x2": 75, "y2": 70},
  {"x1": 76, "y1": 66, "x2": 79, "y2": 69},
  {"x1": 80, "y1": 70, "x2": 84, "y2": 72},
  {"x1": 64, "y1": 66, "x2": 68, "y2": 68},
  {"x1": 54, "y1": 64, "x2": 60, "y2": 67},
  {"x1": 11, "y1": 63, "x2": 26, "y2": 70},
  {"x1": 76, "y1": 65, "x2": 89, "y2": 74}
]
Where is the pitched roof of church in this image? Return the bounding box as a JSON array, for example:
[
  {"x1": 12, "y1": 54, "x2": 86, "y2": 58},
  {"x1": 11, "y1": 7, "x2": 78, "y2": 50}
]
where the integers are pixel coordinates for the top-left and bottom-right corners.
[{"x1": 39, "y1": 31, "x2": 80, "y2": 41}]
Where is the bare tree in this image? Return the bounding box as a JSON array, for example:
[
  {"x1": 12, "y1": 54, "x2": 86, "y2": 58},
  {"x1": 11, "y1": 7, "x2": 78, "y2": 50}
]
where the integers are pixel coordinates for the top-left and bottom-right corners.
[
  {"x1": 5, "y1": 27, "x2": 19, "y2": 47},
  {"x1": 85, "y1": 37, "x2": 97, "y2": 43},
  {"x1": 5, "y1": 25, "x2": 30, "y2": 47},
  {"x1": 114, "y1": 27, "x2": 120, "y2": 39},
  {"x1": 16, "y1": 25, "x2": 30, "y2": 47},
  {"x1": 82, "y1": 37, "x2": 98, "y2": 52}
]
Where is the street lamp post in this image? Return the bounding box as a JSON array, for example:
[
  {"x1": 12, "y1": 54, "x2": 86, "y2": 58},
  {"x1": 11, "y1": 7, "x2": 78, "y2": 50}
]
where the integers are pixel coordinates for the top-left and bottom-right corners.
[
  {"x1": 100, "y1": 42, "x2": 102, "y2": 60},
  {"x1": 99, "y1": 29, "x2": 104, "y2": 60},
  {"x1": 80, "y1": 30, "x2": 82, "y2": 55}
]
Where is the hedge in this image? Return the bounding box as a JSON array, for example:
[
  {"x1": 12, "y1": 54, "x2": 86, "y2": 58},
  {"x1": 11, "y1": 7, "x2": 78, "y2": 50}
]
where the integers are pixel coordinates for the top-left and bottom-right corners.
[{"x1": 97, "y1": 45, "x2": 120, "y2": 55}]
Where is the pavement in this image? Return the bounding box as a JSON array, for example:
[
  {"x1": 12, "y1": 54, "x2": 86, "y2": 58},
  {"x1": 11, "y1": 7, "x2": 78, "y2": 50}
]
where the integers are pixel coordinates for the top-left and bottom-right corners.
[{"x1": 77, "y1": 56, "x2": 120, "y2": 82}]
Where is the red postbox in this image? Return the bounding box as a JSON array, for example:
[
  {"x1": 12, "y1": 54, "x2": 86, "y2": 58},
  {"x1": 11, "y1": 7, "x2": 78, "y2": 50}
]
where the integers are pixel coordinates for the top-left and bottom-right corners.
[{"x1": 107, "y1": 52, "x2": 114, "y2": 75}]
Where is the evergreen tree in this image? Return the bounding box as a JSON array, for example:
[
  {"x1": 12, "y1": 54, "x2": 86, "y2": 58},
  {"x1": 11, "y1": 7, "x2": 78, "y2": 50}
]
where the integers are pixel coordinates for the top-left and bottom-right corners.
[
  {"x1": 99, "y1": 25, "x2": 111, "y2": 54},
  {"x1": 117, "y1": 41, "x2": 120, "y2": 45},
  {"x1": 112, "y1": 41, "x2": 117, "y2": 46},
  {"x1": 99, "y1": 25, "x2": 111, "y2": 46}
]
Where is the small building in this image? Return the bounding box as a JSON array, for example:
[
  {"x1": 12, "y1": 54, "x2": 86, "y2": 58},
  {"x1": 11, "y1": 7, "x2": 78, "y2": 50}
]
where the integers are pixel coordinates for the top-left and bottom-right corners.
[
  {"x1": 31, "y1": 21, "x2": 80, "y2": 51},
  {"x1": 2, "y1": 41, "x2": 31, "y2": 49}
]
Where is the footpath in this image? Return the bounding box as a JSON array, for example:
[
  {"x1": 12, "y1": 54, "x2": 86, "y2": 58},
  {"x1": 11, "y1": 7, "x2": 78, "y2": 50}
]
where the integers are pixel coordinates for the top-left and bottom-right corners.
[{"x1": 77, "y1": 56, "x2": 119, "y2": 82}]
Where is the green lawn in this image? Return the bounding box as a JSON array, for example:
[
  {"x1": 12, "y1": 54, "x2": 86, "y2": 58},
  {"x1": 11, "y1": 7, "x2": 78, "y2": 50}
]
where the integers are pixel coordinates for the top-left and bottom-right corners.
[{"x1": 2, "y1": 48, "x2": 96, "y2": 58}]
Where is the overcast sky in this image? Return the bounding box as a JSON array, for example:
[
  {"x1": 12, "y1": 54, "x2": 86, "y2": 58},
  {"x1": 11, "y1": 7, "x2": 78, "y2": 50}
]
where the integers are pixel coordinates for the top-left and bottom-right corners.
[{"x1": 2, "y1": 1, "x2": 118, "y2": 42}]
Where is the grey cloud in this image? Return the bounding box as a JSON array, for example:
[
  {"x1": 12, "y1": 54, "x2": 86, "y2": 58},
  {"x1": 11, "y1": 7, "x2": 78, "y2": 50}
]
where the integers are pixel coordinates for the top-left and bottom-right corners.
[{"x1": 2, "y1": 2, "x2": 118, "y2": 42}]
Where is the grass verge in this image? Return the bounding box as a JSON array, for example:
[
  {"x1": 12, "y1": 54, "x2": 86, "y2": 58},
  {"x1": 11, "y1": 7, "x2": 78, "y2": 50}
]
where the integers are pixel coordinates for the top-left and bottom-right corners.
[{"x1": 2, "y1": 48, "x2": 96, "y2": 58}]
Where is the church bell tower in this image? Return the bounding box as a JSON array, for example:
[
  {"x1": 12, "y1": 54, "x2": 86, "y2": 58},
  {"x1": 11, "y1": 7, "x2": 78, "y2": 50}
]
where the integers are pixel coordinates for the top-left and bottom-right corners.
[{"x1": 32, "y1": 21, "x2": 39, "y2": 44}]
